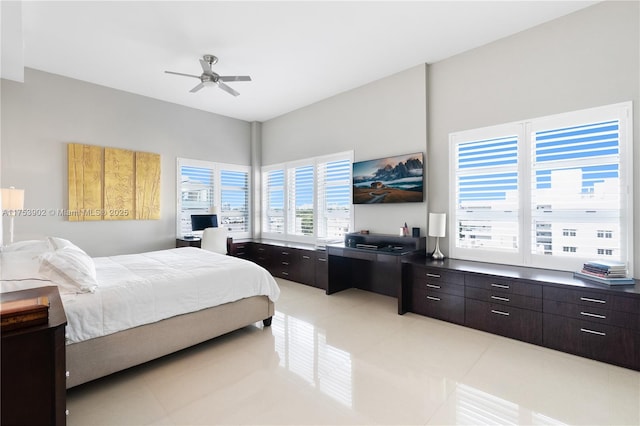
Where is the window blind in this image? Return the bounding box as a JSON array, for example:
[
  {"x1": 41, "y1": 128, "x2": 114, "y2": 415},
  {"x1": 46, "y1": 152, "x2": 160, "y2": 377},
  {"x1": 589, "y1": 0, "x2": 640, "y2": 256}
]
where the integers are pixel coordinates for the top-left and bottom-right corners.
[
  {"x1": 220, "y1": 169, "x2": 249, "y2": 233},
  {"x1": 179, "y1": 165, "x2": 215, "y2": 235},
  {"x1": 288, "y1": 165, "x2": 315, "y2": 236},
  {"x1": 263, "y1": 169, "x2": 285, "y2": 234},
  {"x1": 317, "y1": 158, "x2": 351, "y2": 239}
]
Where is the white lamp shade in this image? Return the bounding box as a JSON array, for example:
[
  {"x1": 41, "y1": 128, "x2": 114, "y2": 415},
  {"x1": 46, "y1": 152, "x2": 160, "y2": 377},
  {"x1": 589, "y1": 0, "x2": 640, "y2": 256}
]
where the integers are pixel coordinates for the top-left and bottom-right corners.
[
  {"x1": 428, "y1": 213, "x2": 446, "y2": 237},
  {"x1": 1, "y1": 187, "x2": 25, "y2": 211}
]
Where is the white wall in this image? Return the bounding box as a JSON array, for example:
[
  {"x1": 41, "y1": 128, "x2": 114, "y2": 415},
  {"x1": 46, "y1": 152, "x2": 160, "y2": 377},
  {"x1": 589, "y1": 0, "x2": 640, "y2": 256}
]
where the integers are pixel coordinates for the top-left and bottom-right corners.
[
  {"x1": 262, "y1": 64, "x2": 429, "y2": 237},
  {"x1": 429, "y1": 0, "x2": 639, "y2": 273},
  {"x1": 1, "y1": 68, "x2": 251, "y2": 256}
]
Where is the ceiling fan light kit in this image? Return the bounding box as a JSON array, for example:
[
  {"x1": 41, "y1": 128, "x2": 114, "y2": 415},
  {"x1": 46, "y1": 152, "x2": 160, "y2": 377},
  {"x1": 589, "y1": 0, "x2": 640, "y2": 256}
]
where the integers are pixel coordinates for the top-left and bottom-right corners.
[{"x1": 165, "y1": 54, "x2": 251, "y2": 97}]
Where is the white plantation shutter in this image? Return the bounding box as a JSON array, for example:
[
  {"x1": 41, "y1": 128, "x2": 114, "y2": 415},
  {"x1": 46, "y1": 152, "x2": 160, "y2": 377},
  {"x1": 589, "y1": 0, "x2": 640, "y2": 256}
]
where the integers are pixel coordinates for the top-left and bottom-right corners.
[
  {"x1": 317, "y1": 157, "x2": 352, "y2": 239},
  {"x1": 262, "y1": 151, "x2": 353, "y2": 243},
  {"x1": 453, "y1": 129, "x2": 521, "y2": 257},
  {"x1": 530, "y1": 112, "x2": 628, "y2": 266},
  {"x1": 220, "y1": 168, "x2": 249, "y2": 234},
  {"x1": 178, "y1": 162, "x2": 215, "y2": 236},
  {"x1": 449, "y1": 102, "x2": 633, "y2": 273},
  {"x1": 263, "y1": 168, "x2": 285, "y2": 234},
  {"x1": 288, "y1": 164, "x2": 315, "y2": 236}
]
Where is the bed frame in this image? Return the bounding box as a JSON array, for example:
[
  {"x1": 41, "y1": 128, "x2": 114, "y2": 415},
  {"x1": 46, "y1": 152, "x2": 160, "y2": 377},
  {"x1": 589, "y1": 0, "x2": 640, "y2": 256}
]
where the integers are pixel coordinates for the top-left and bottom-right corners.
[{"x1": 66, "y1": 295, "x2": 274, "y2": 388}]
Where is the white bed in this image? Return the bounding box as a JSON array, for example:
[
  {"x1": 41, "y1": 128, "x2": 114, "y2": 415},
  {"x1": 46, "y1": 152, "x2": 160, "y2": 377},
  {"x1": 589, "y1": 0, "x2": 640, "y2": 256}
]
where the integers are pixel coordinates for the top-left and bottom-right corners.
[{"x1": 0, "y1": 238, "x2": 280, "y2": 388}]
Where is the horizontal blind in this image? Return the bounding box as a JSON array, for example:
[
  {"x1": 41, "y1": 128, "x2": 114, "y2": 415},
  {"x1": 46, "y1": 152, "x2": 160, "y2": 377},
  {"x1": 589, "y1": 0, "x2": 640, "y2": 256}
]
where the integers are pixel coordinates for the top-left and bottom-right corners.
[
  {"x1": 317, "y1": 158, "x2": 351, "y2": 239},
  {"x1": 179, "y1": 165, "x2": 215, "y2": 235},
  {"x1": 288, "y1": 165, "x2": 315, "y2": 236},
  {"x1": 531, "y1": 119, "x2": 622, "y2": 260},
  {"x1": 220, "y1": 169, "x2": 249, "y2": 233},
  {"x1": 263, "y1": 169, "x2": 285, "y2": 234},
  {"x1": 455, "y1": 134, "x2": 519, "y2": 252}
]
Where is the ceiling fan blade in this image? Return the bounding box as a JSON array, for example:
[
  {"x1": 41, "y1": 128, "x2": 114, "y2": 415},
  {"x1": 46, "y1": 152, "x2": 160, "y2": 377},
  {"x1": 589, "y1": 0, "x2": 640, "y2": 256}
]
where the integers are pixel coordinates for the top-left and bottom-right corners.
[
  {"x1": 199, "y1": 59, "x2": 212, "y2": 74},
  {"x1": 217, "y1": 82, "x2": 240, "y2": 97},
  {"x1": 165, "y1": 71, "x2": 200, "y2": 79},
  {"x1": 190, "y1": 82, "x2": 205, "y2": 93},
  {"x1": 219, "y1": 76, "x2": 252, "y2": 82}
]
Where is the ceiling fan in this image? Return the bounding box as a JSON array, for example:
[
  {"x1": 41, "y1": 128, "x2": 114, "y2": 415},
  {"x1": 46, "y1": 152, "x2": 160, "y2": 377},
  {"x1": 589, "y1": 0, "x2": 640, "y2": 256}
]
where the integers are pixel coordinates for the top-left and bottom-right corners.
[{"x1": 165, "y1": 54, "x2": 251, "y2": 97}]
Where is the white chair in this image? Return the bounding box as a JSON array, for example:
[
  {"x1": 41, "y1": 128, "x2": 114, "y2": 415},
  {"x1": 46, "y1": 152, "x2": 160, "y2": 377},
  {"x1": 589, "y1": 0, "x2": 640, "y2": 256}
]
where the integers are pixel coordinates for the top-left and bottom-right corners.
[{"x1": 201, "y1": 227, "x2": 228, "y2": 254}]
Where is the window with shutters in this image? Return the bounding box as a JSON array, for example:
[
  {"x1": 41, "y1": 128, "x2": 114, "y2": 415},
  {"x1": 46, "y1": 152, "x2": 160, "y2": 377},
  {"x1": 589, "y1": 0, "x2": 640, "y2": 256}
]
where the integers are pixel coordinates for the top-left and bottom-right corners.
[
  {"x1": 262, "y1": 151, "x2": 353, "y2": 243},
  {"x1": 177, "y1": 158, "x2": 251, "y2": 239},
  {"x1": 450, "y1": 102, "x2": 633, "y2": 274}
]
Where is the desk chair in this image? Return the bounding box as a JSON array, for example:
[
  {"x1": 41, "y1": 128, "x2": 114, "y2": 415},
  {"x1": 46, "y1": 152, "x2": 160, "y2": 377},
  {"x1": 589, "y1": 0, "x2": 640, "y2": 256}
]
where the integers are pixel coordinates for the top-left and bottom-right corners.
[{"x1": 201, "y1": 227, "x2": 228, "y2": 254}]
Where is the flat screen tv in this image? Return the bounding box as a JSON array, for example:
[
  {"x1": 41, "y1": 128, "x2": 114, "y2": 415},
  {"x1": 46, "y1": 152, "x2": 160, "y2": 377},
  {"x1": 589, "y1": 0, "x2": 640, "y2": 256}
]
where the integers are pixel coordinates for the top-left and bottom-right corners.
[
  {"x1": 191, "y1": 214, "x2": 218, "y2": 231},
  {"x1": 352, "y1": 152, "x2": 424, "y2": 204}
]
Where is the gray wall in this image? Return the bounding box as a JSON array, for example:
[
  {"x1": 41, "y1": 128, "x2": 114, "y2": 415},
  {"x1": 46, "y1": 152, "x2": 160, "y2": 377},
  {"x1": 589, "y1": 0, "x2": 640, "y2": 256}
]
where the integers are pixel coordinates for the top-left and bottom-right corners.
[
  {"x1": 429, "y1": 0, "x2": 639, "y2": 273},
  {"x1": 262, "y1": 64, "x2": 429, "y2": 237},
  {"x1": 1, "y1": 68, "x2": 251, "y2": 256}
]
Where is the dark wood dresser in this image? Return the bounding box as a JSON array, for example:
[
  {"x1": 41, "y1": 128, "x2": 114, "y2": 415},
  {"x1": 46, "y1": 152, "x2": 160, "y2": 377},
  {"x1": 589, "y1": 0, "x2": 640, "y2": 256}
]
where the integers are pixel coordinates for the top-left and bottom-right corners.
[{"x1": 1, "y1": 286, "x2": 68, "y2": 425}]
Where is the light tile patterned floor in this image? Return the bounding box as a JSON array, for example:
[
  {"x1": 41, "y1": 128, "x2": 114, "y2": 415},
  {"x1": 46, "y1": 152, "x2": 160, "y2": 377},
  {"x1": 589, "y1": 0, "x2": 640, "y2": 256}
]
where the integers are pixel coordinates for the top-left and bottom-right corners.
[{"x1": 67, "y1": 278, "x2": 640, "y2": 425}]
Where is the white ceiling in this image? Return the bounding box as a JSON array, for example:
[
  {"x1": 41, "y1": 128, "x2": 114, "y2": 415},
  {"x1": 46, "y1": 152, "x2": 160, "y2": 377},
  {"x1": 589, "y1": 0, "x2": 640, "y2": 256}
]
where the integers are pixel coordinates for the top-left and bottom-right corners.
[{"x1": 18, "y1": 1, "x2": 599, "y2": 122}]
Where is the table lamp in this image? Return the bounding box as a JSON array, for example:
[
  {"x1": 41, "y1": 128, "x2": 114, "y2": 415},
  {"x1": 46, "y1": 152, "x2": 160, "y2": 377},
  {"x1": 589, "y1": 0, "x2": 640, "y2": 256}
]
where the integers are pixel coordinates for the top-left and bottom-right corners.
[
  {"x1": 428, "y1": 212, "x2": 446, "y2": 260},
  {"x1": 1, "y1": 186, "x2": 25, "y2": 244}
]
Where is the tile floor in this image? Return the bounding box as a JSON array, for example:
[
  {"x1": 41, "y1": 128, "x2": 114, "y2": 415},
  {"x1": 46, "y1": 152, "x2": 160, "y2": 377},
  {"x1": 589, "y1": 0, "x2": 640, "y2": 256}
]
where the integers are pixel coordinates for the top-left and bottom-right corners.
[{"x1": 67, "y1": 278, "x2": 640, "y2": 425}]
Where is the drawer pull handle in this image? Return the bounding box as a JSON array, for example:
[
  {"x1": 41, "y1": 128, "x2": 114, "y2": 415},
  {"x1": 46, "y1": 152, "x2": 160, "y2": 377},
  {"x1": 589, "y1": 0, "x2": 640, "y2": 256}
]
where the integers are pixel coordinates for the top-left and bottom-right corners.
[
  {"x1": 426, "y1": 273, "x2": 441, "y2": 278},
  {"x1": 282, "y1": 251, "x2": 289, "y2": 255},
  {"x1": 303, "y1": 255, "x2": 310, "y2": 259},
  {"x1": 282, "y1": 261, "x2": 289, "y2": 266},
  {"x1": 258, "y1": 248, "x2": 265, "y2": 251},
  {"x1": 491, "y1": 309, "x2": 510, "y2": 316},
  {"x1": 318, "y1": 258, "x2": 327, "y2": 262},
  {"x1": 282, "y1": 272, "x2": 289, "y2": 276},
  {"x1": 426, "y1": 284, "x2": 441, "y2": 289},
  {"x1": 491, "y1": 295, "x2": 510, "y2": 302},
  {"x1": 580, "y1": 311, "x2": 606, "y2": 319},
  {"x1": 426, "y1": 296, "x2": 441, "y2": 301},
  {"x1": 580, "y1": 297, "x2": 606, "y2": 304},
  {"x1": 491, "y1": 283, "x2": 510, "y2": 289},
  {"x1": 580, "y1": 328, "x2": 606, "y2": 336}
]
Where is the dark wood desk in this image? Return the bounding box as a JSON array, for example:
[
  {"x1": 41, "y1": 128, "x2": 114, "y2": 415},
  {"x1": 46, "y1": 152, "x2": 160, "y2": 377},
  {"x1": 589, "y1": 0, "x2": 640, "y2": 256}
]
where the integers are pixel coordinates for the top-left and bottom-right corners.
[
  {"x1": 176, "y1": 237, "x2": 201, "y2": 248},
  {"x1": 1, "y1": 286, "x2": 68, "y2": 425},
  {"x1": 326, "y1": 233, "x2": 426, "y2": 307}
]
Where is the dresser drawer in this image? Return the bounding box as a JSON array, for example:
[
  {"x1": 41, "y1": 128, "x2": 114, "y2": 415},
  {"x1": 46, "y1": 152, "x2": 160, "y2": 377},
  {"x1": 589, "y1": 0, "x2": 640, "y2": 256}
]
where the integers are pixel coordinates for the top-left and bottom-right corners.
[
  {"x1": 411, "y1": 276, "x2": 464, "y2": 297},
  {"x1": 410, "y1": 287, "x2": 465, "y2": 325},
  {"x1": 465, "y1": 274, "x2": 542, "y2": 298},
  {"x1": 544, "y1": 286, "x2": 640, "y2": 314},
  {"x1": 543, "y1": 313, "x2": 638, "y2": 370},
  {"x1": 412, "y1": 267, "x2": 464, "y2": 286},
  {"x1": 465, "y1": 298, "x2": 542, "y2": 345},
  {"x1": 465, "y1": 286, "x2": 542, "y2": 311},
  {"x1": 543, "y1": 299, "x2": 640, "y2": 331}
]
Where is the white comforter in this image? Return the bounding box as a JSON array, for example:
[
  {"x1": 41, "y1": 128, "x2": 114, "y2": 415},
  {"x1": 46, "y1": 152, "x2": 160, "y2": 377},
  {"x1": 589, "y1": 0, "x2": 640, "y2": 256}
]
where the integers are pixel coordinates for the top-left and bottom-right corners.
[{"x1": 61, "y1": 247, "x2": 280, "y2": 344}]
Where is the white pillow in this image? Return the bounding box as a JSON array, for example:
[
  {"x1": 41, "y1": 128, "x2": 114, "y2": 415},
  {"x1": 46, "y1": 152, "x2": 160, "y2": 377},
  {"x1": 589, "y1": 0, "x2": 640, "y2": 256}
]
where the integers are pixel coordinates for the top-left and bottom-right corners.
[
  {"x1": 39, "y1": 245, "x2": 98, "y2": 294},
  {"x1": 0, "y1": 250, "x2": 52, "y2": 293}
]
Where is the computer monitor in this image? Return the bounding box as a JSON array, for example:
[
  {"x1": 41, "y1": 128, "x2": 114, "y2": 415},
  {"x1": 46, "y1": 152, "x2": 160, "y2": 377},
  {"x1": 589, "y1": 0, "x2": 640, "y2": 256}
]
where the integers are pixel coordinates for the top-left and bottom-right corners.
[{"x1": 190, "y1": 214, "x2": 218, "y2": 231}]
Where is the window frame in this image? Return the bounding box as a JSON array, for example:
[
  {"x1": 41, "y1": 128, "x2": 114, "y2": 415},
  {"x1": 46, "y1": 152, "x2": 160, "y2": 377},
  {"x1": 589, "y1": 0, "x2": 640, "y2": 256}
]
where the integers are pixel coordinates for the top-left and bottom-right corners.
[
  {"x1": 449, "y1": 102, "x2": 633, "y2": 275},
  {"x1": 176, "y1": 158, "x2": 252, "y2": 239},
  {"x1": 262, "y1": 151, "x2": 353, "y2": 244}
]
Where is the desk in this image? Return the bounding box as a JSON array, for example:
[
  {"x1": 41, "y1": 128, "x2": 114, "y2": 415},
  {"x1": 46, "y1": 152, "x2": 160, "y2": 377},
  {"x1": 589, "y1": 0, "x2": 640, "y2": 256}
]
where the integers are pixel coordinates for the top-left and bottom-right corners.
[
  {"x1": 326, "y1": 233, "x2": 425, "y2": 312},
  {"x1": 176, "y1": 237, "x2": 201, "y2": 248}
]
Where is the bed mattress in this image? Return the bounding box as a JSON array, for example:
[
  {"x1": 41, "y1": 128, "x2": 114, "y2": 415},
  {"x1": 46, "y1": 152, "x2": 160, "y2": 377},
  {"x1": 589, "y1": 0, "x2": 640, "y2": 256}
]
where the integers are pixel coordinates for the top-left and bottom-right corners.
[{"x1": 61, "y1": 247, "x2": 280, "y2": 343}]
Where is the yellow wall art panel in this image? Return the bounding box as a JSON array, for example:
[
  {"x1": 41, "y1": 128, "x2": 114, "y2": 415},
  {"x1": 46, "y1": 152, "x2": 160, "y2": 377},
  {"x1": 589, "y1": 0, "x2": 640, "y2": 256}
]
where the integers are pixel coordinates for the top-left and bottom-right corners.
[
  {"x1": 104, "y1": 148, "x2": 135, "y2": 220},
  {"x1": 67, "y1": 143, "x2": 160, "y2": 221},
  {"x1": 67, "y1": 143, "x2": 104, "y2": 221},
  {"x1": 135, "y1": 152, "x2": 161, "y2": 220}
]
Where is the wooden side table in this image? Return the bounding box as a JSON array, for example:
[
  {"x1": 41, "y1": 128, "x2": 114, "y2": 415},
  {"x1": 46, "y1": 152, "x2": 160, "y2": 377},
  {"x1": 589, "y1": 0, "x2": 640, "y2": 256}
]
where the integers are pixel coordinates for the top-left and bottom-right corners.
[{"x1": 1, "y1": 286, "x2": 68, "y2": 425}]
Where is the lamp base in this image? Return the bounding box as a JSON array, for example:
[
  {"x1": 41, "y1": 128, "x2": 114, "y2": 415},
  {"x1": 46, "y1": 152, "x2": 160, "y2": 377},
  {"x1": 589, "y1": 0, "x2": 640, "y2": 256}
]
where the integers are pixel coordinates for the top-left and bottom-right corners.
[{"x1": 431, "y1": 237, "x2": 445, "y2": 260}]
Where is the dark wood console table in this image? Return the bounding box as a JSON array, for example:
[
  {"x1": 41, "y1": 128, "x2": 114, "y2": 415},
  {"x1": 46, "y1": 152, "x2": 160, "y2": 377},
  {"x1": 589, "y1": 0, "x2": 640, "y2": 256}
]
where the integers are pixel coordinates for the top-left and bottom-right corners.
[
  {"x1": 326, "y1": 233, "x2": 426, "y2": 301},
  {"x1": 402, "y1": 257, "x2": 640, "y2": 371}
]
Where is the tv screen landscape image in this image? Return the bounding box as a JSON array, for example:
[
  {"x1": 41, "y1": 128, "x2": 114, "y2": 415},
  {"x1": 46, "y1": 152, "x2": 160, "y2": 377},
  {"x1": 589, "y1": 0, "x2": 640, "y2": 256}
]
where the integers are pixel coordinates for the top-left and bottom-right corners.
[{"x1": 352, "y1": 152, "x2": 424, "y2": 204}]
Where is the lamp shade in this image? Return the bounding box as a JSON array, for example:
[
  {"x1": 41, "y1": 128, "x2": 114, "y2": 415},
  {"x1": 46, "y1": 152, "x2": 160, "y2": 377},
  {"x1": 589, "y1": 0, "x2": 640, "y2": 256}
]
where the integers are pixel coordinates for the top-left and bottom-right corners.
[
  {"x1": 428, "y1": 213, "x2": 446, "y2": 238},
  {"x1": 1, "y1": 187, "x2": 25, "y2": 211}
]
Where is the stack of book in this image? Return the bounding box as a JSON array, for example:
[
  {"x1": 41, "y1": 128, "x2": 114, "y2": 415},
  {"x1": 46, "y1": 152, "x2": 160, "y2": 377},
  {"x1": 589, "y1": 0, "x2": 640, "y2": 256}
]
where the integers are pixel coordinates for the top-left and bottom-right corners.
[
  {"x1": 0, "y1": 296, "x2": 50, "y2": 331},
  {"x1": 574, "y1": 260, "x2": 635, "y2": 285}
]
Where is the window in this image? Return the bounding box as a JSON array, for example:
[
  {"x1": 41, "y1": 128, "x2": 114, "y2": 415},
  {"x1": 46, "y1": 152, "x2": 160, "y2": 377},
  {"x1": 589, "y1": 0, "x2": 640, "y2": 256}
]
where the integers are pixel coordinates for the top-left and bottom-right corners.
[
  {"x1": 450, "y1": 102, "x2": 633, "y2": 274},
  {"x1": 177, "y1": 158, "x2": 251, "y2": 238},
  {"x1": 262, "y1": 151, "x2": 353, "y2": 243}
]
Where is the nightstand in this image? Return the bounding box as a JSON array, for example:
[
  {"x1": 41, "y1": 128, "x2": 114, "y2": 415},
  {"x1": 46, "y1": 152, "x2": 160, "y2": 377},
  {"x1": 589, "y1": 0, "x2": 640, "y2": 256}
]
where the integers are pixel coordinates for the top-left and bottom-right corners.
[
  {"x1": 176, "y1": 237, "x2": 202, "y2": 248},
  {"x1": 1, "y1": 286, "x2": 68, "y2": 425}
]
